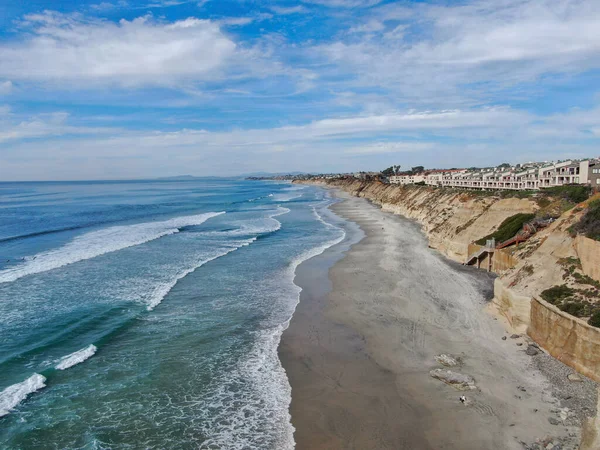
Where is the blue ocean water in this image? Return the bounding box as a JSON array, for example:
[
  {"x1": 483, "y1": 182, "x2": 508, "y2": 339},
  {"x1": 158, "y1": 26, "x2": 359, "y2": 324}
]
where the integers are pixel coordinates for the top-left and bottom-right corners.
[{"x1": 0, "y1": 179, "x2": 345, "y2": 449}]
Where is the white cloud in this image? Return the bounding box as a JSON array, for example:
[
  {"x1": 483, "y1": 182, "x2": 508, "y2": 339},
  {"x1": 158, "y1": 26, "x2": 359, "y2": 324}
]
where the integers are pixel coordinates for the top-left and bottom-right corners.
[
  {"x1": 349, "y1": 19, "x2": 384, "y2": 34},
  {"x1": 90, "y1": 1, "x2": 129, "y2": 11},
  {"x1": 1, "y1": 105, "x2": 599, "y2": 179},
  {"x1": 0, "y1": 12, "x2": 238, "y2": 87},
  {"x1": 0, "y1": 112, "x2": 119, "y2": 143},
  {"x1": 0, "y1": 81, "x2": 13, "y2": 95},
  {"x1": 145, "y1": 0, "x2": 192, "y2": 8},
  {"x1": 345, "y1": 141, "x2": 434, "y2": 154},
  {"x1": 302, "y1": 0, "x2": 382, "y2": 8},
  {"x1": 218, "y1": 17, "x2": 255, "y2": 26},
  {"x1": 270, "y1": 6, "x2": 306, "y2": 15},
  {"x1": 314, "y1": 0, "x2": 600, "y2": 104}
]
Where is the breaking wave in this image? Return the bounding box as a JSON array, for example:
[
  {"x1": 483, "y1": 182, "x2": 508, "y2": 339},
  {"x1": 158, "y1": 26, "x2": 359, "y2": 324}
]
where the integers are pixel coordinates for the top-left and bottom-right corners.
[
  {"x1": 0, "y1": 374, "x2": 46, "y2": 418},
  {"x1": 145, "y1": 239, "x2": 256, "y2": 311},
  {"x1": 56, "y1": 345, "x2": 97, "y2": 370},
  {"x1": 0, "y1": 212, "x2": 225, "y2": 284}
]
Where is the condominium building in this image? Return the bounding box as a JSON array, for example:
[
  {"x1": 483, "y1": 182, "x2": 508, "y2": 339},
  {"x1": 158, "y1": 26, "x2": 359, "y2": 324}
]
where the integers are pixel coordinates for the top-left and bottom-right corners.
[{"x1": 388, "y1": 159, "x2": 600, "y2": 191}]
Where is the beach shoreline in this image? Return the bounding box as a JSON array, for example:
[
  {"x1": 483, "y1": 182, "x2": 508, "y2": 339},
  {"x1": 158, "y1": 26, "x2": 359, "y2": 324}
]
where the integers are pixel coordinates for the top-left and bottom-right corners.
[{"x1": 280, "y1": 189, "x2": 596, "y2": 450}]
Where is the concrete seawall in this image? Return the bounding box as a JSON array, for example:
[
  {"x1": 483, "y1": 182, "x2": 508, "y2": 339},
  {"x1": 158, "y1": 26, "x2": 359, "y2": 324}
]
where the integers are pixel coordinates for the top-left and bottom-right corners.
[
  {"x1": 492, "y1": 278, "x2": 531, "y2": 334},
  {"x1": 529, "y1": 297, "x2": 600, "y2": 383},
  {"x1": 493, "y1": 278, "x2": 600, "y2": 383},
  {"x1": 574, "y1": 235, "x2": 600, "y2": 283}
]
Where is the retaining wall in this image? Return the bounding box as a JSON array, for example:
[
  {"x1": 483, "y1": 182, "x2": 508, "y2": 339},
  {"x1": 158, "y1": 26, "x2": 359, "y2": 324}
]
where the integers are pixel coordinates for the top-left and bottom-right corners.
[
  {"x1": 529, "y1": 297, "x2": 600, "y2": 383},
  {"x1": 574, "y1": 235, "x2": 600, "y2": 283}
]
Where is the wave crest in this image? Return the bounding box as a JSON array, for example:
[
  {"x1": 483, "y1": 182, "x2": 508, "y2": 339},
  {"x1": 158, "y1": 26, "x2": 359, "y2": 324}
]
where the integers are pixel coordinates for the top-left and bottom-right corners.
[
  {"x1": 56, "y1": 344, "x2": 97, "y2": 370},
  {"x1": 0, "y1": 374, "x2": 46, "y2": 418},
  {"x1": 0, "y1": 212, "x2": 225, "y2": 284}
]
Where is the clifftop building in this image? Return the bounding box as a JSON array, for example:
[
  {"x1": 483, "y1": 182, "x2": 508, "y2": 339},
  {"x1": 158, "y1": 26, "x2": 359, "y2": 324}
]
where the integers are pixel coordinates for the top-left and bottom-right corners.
[{"x1": 388, "y1": 159, "x2": 600, "y2": 191}]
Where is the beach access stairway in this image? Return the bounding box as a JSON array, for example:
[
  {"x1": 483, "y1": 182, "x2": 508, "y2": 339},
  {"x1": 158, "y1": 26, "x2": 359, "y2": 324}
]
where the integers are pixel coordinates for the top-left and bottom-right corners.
[{"x1": 465, "y1": 219, "x2": 553, "y2": 271}]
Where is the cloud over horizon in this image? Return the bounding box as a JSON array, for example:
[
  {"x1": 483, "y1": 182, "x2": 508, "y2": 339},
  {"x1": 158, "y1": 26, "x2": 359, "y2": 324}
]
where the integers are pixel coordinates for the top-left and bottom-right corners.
[{"x1": 0, "y1": 0, "x2": 599, "y2": 180}]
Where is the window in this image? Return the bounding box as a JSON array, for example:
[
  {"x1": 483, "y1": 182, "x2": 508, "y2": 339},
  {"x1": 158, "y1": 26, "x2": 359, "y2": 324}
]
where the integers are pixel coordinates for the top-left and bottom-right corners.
[{"x1": 597, "y1": 179, "x2": 600, "y2": 185}]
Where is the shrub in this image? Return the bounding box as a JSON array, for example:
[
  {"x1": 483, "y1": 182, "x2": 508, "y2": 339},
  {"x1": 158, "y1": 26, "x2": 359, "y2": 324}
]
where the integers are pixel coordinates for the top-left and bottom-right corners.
[
  {"x1": 559, "y1": 302, "x2": 587, "y2": 317},
  {"x1": 535, "y1": 197, "x2": 552, "y2": 208},
  {"x1": 500, "y1": 190, "x2": 535, "y2": 199},
  {"x1": 542, "y1": 185, "x2": 592, "y2": 204},
  {"x1": 572, "y1": 271, "x2": 600, "y2": 289},
  {"x1": 588, "y1": 311, "x2": 600, "y2": 328},
  {"x1": 475, "y1": 213, "x2": 536, "y2": 245},
  {"x1": 541, "y1": 285, "x2": 575, "y2": 304},
  {"x1": 558, "y1": 257, "x2": 582, "y2": 268},
  {"x1": 571, "y1": 199, "x2": 600, "y2": 241},
  {"x1": 522, "y1": 264, "x2": 534, "y2": 276}
]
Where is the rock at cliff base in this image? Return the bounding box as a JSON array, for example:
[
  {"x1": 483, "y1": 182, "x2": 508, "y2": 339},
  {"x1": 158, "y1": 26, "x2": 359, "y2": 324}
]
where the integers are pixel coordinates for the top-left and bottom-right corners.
[
  {"x1": 567, "y1": 373, "x2": 583, "y2": 382},
  {"x1": 434, "y1": 354, "x2": 459, "y2": 367},
  {"x1": 510, "y1": 334, "x2": 520, "y2": 339},
  {"x1": 429, "y1": 369, "x2": 477, "y2": 390},
  {"x1": 525, "y1": 345, "x2": 539, "y2": 356}
]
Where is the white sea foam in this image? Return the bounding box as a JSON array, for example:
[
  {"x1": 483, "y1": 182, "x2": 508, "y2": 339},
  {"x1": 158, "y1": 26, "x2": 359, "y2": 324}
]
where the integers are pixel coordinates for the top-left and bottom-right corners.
[
  {"x1": 145, "y1": 239, "x2": 256, "y2": 311},
  {"x1": 55, "y1": 344, "x2": 97, "y2": 370},
  {"x1": 203, "y1": 207, "x2": 290, "y2": 238},
  {"x1": 0, "y1": 374, "x2": 46, "y2": 418},
  {"x1": 271, "y1": 193, "x2": 302, "y2": 202},
  {"x1": 0, "y1": 212, "x2": 225, "y2": 284},
  {"x1": 312, "y1": 205, "x2": 338, "y2": 229},
  {"x1": 282, "y1": 186, "x2": 306, "y2": 192},
  {"x1": 198, "y1": 204, "x2": 346, "y2": 450},
  {"x1": 145, "y1": 208, "x2": 292, "y2": 311}
]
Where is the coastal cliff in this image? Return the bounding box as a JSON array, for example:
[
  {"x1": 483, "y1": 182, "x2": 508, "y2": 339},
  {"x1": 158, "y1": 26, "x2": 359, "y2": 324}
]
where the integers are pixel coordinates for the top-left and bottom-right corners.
[
  {"x1": 297, "y1": 178, "x2": 600, "y2": 384},
  {"x1": 299, "y1": 178, "x2": 538, "y2": 262}
]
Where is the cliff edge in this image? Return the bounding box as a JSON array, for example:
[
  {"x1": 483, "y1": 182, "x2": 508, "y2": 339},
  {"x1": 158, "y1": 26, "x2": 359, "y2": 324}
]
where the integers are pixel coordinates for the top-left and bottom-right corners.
[{"x1": 297, "y1": 178, "x2": 600, "y2": 384}]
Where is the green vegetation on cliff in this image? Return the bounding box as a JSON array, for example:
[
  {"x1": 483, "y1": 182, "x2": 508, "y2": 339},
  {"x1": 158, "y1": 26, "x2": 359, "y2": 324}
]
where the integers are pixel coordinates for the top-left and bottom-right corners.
[
  {"x1": 541, "y1": 185, "x2": 592, "y2": 205},
  {"x1": 571, "y1": 199, "x2": 600, "y2": 241},
  {"x1": 475, "y1": 213, "x2": 535, "y2": 245}
]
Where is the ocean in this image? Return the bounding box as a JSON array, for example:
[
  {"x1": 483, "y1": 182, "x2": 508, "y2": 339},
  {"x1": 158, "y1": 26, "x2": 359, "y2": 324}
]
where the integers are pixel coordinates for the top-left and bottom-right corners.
[{"x1": 0, "y1": 179, "x2": 345, "y2": 449}]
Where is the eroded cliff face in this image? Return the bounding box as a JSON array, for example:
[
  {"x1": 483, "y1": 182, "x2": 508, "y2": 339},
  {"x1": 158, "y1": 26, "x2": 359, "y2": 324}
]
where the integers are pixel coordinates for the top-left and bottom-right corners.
[
  {"x1": 301, "y1": 179, "x2": 538, "y2": 262},
  {"x1": 298, "y1": 179, "x2": 600, "y2": 383}
]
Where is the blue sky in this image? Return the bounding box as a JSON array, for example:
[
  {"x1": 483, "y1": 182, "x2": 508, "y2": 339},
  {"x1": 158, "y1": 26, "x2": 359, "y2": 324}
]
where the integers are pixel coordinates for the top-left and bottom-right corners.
[{"x1": 0, "y1": 0, "x2": 599, "y2": 180}]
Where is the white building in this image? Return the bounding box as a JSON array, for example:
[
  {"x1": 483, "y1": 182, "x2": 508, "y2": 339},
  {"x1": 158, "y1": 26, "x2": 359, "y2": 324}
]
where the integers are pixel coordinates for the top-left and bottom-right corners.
[{"x1": 387, "y1": 159, "x2": 599, "y2": 191}]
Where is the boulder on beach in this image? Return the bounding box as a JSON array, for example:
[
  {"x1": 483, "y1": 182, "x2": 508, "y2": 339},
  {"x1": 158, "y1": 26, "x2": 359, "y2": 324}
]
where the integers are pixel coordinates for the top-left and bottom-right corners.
[
  {"x1": 525, "y1": 345, "x2": 539, "y2": 356},
  {"x1": 567, "y1": 373, "x2": 583, "y2": 382},
  {"x1": 434, "y1": 354, "x2": 459, "y2": 367},
  {"x1": 429, "y1": 369, "x2": 477, "y2": 390}
]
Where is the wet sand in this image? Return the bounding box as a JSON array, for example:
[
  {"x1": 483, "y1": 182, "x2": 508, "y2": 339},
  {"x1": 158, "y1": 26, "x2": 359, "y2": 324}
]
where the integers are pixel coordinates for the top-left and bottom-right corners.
[{"x1": 279, "y1": 191, "x2": 588, "y2": 450}]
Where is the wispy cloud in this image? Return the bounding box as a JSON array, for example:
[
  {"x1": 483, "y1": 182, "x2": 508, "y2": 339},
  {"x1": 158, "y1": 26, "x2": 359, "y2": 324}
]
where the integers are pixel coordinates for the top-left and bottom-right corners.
[
  {"x1": 2, "y1": 105, "x2": 598, "y2": 173},
  {"x1": 302, "y1": 0, "x2": 382, "y2": 8},
  {"x1": 313, "y1": 0, "x2": 600, "y2": 104},
  {"x1": 90, "y1": 1, "x2": 128, "y2": 11},
  {"x1": 270, "y1": 5, "x2": 306, "y2": 15},
  {"x1": 345, "y1": 141, "x2": 434, "y2": 154},
  {"x1": 0, "y1": 112, "x2": 120, "y2": 143},
  {"x1": 0, "y1": 81, "x2": 12, "y2": 95},
  {"x1": 1, "y1": 0, "x2": 600, "y2": 180}
]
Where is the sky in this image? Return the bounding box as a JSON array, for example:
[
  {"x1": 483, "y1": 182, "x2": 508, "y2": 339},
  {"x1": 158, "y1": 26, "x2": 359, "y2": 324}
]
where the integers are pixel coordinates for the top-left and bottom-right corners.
[{"x1": 0, "y1": 0, "x2": 600, "y2": 180}]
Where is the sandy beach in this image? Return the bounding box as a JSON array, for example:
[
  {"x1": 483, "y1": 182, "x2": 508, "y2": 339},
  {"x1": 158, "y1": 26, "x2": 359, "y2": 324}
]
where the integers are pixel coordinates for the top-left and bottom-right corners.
[{"x1": 279, "y1": 190, "x2": 597, "y2": 450}]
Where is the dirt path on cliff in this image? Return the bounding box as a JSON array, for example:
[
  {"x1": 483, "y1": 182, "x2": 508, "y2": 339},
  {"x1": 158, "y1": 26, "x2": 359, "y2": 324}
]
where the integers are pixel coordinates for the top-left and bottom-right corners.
[{"x1": 280, "y1": 192, "x2": 588, "y2": 450}]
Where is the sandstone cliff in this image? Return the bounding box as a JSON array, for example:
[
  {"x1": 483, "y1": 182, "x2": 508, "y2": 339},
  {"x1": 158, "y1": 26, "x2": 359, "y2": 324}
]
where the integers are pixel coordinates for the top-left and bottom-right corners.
[
  {"x1": 300, "y1": 179, "x2": 538, "y2": 262},
  {"x1": 298, "y1": 178, "x2": 600, "y2": 383}
]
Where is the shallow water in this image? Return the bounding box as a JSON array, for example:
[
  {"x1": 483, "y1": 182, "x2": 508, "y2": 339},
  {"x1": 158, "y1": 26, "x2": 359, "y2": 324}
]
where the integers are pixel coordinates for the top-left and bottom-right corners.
[{"x1": 0, "y1": 179, "x2": 344, "y2": 449}]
